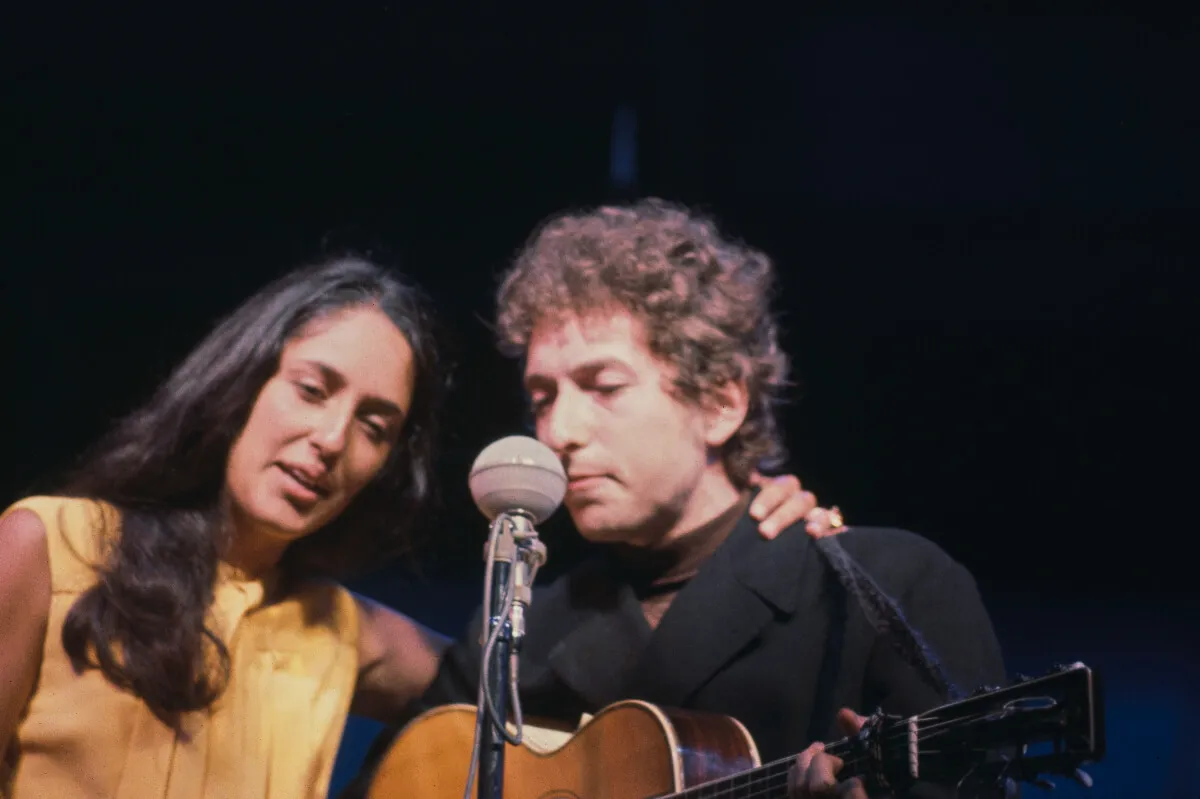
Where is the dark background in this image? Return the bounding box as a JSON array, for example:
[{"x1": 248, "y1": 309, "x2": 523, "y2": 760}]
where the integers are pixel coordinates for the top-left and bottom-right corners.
[{"x1": 6, "y1": 6, "x2": 1195, "y2": 797}]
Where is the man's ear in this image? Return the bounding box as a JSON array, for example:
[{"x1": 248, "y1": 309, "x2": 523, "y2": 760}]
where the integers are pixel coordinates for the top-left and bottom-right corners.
[{"x1": 704, "y1": 379, "x2": 750, "y2": 448}]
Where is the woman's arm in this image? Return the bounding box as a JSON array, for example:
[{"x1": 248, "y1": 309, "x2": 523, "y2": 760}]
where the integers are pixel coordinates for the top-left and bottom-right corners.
[
  {"x1": 0, "y1": 509, "x2": 52, "y2": 755},
  {"x1": 351, "y1": 594, "x2": 453, "y2": 724}
]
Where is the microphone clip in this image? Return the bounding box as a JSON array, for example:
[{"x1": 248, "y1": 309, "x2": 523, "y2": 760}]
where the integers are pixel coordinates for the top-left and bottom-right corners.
[{"x1": 481, "y1": 511, "x2": 547, "y2": 649}]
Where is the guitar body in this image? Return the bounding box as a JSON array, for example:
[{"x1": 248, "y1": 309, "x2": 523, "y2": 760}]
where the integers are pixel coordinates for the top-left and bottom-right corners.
[{"x1": 366, "y1": 700, "x2": 762, "y2": 799}]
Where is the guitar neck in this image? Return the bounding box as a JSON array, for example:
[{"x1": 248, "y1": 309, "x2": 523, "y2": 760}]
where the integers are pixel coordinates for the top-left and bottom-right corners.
[
  {"x1": 666, "y1": 738, "x2": 865, "y2": 799},
  {"x1": 665, "y1": 662, "x2": 1103, "y2": 798},
  {"x1": 666, "y1": 757, "x2": 794, "y2": 799}
]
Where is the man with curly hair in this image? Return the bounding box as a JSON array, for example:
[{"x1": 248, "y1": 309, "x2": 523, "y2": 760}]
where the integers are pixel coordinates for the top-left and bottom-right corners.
[{"x1": 348, "y1": 199, "x2": 1008, "y2": 799}]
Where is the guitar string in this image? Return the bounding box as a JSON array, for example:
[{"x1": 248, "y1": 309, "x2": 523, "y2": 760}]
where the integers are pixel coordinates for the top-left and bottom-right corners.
[
  {"x1": 666, "y1": 745, "x2": 990, "y2": 799},
  {"x1": 669, "y1": 682, "x2": 1087, "y2": 799},
  {"x1": 668, "y1": 678, "x2": 1086, "y2": 797},
  {"x1": 668, "y1": 746, "x2": 995, "y2": 799},
  {"x1": 694, "y1": 708, "x2": 988, "y2": 784},
  {"x1": 672, "y1": 752, "x2": 1003, "y2": 799},
  {"x1": 663, "y1": 709, "x2": 1002, "y2": 799}
]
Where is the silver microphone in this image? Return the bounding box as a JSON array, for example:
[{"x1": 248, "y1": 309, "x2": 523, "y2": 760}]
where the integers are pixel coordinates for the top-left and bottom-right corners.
[
  {"x1": 468, "y1": 435, "x2": 564, "y2": 640},
  {"x1": 469, "y1": 434, "x2": 567, "y2": 524},
  {"x1": 464, "y1": 435, "x2": 565, "y2": 799}
]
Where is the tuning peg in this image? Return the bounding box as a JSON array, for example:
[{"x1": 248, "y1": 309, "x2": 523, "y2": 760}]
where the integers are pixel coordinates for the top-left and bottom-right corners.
[
  {"x1": 1070, "y1": 768, "x2": 1093, "y2": 788},
  {"x1": 1030, "y1": 777, "x2": 1056, "y2": 791}
]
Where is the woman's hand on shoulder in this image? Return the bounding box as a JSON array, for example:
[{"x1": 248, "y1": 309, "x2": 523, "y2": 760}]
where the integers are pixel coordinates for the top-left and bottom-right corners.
[
  {"x1": 0, "y1": 509, "x2": 52, "y2": 754},
  {"x1": 748, "y1": 473, "x2": 848, "y2": 539}
]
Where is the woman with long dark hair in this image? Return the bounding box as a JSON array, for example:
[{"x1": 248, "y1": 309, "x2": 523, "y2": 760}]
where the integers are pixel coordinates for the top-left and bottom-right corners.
[
  {"x1": 0, "y1": 254, "x2": 822, "y2": 799},
  {"x1": 0, "y1": 255, "x2": 456, "y2": 798}
]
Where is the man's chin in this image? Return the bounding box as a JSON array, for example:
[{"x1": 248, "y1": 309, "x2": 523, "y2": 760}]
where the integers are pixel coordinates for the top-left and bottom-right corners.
[{"x1": 570, "y1": 508, "x2": 635, "y2": 544}]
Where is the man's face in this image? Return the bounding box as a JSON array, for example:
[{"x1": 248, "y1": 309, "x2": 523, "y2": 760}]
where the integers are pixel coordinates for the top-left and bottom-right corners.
[{"x1": 523, "y1": 309, "x2": 736, "y2": 546}]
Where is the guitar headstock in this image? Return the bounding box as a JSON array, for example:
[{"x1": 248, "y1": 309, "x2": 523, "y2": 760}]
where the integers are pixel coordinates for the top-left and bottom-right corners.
[{"x1": 851, "y1": 661, "x2": 1105, "y2": 796}]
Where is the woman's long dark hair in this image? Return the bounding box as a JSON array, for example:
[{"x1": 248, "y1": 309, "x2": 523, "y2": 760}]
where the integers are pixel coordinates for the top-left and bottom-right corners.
[{"x1": 58, "y1": 255, "x2": 447, "y2": 729}]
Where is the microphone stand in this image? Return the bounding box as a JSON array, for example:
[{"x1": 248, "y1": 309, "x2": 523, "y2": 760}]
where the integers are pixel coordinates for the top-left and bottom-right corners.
[{"x1": 476, "y1": 511, "x2": 546, "y2": 799}]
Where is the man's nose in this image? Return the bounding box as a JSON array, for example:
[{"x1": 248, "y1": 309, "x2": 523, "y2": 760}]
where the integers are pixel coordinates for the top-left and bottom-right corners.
[{"x1": 540, "y1": 389, "x2": 592, "y2": 453}]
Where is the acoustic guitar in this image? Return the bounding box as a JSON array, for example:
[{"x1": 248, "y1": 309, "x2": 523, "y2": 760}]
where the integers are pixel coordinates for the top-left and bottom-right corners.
[{"x1": 366, "y1": 661, "x2": 1104, "y2": 798}]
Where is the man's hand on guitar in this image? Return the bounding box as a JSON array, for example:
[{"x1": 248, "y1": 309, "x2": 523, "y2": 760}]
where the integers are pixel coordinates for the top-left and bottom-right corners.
[
  {"x1": 788, "y1": 708, "x2": 868, "y2": 798},
  {"x1": 748, "y1": 473, "x2": 848, "y2": 540}
]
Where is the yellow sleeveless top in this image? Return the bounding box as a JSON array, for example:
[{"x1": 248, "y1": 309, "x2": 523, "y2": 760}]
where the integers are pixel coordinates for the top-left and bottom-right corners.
[{"x1": 1, "y1": 496, "x2": 361, "y2": 799}]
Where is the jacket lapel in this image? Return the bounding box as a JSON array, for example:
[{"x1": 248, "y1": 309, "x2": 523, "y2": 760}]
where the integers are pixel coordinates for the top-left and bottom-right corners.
[
  {"x1": 623, "y1": 512, "x2": 823, "y2": 707},
  {"x1": 545, "y1": 563, "x2": 654, "y2": 709}
]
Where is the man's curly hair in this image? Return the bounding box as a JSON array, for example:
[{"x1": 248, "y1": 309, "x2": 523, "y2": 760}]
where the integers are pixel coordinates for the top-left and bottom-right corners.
[{"x1": 495, "y1": 198, "x2": 790, "y2": 487}]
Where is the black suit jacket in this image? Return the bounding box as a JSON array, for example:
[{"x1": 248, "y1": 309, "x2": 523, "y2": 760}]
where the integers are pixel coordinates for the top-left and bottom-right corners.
[{"x1": 346, "y1": 513, "x2": 1009, "y2": 796}]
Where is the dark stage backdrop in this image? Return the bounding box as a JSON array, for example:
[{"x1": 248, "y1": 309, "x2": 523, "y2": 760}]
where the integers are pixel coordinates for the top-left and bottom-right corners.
[{"x1": 6, "y1": 8, "x2": 1194, "y2": 798}]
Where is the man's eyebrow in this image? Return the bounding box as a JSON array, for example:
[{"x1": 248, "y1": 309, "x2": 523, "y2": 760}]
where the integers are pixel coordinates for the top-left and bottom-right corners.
[{"x1": 523, "y1": 357, "x2": 633, "y2": 390}]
